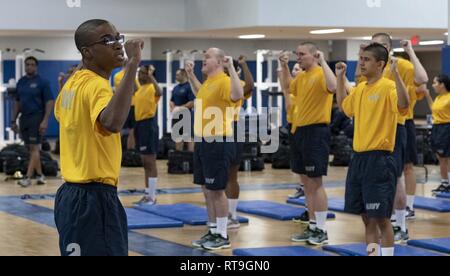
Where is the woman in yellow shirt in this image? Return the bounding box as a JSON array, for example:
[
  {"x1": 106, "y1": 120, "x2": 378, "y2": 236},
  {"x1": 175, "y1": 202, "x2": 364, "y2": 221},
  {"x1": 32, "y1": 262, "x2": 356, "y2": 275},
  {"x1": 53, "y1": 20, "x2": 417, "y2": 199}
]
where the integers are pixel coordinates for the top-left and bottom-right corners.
[
  {"x1": 133, "y1": 65, "x2": 162, "y2": 206},
  {"x1": 421, "y1": 75, "x2": 450, "y2": 194}
]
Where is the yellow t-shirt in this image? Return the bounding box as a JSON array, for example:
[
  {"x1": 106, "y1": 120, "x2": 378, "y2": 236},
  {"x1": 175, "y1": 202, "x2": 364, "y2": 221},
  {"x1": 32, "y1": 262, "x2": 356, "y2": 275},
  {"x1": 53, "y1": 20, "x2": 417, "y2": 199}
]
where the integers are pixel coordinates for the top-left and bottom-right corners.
[
  {"x1": 432, "y1": 93, "x2": 450, "y2": 124},
  {"x1": 55, "y1": 69, "x2": 121, "y2": 186},
  {"x1": 194, "y1": 72, "x2": 239, "y2": 137},
  {"x1": 113, "y1": 69, "x2": 140, "y2": 106},
  {"x1": 289, "y1": 66, "x2": 333, "y2": 133},
  {"x1": 342, "y1": 78, "x2": 407, "y2": 153},
  {"x1": 286, "y1": 94, "x2": 296, "y2": 124},
  {"x1": 358, "y1": 58, "x2": 415, "y2": 124},
  {"x1": 134, "y1": 84, "x2": 160, "y2": 122}
]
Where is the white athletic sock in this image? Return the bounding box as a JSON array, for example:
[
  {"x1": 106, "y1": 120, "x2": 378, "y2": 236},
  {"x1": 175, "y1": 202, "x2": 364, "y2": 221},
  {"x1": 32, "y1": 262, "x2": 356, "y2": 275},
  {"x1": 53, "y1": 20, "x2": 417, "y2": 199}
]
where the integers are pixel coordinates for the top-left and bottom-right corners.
[
  {"x1": 309, "y1": 220, "x2": 317, "y2": 231},
  {"x1": 391, "y1": 211, "x2": 396, "y2": 223},
  {"x1": 381, "y1": 247, "x2": 395, "y2": 257},
  {"x1": 395, "y1": 209, "x2": 407, "y2": 232},
  {"x1": 216, "y1": 217, "x2": 228, "y2": 239},
  {"x1": 210, "y1": 227, "x2": 217, "y2": 234},
  {"x1": 315, "y1": 212, "x2": 328, "y2": 232},
  {"x1": 407, "y1": 196, "x2": 415, "y2": 211},
  {"x1": 443, "y1": 179, "x2": 450, "y2": 187},
  {"x1": 228, "y1": 199, "x2": 239, "y2": 220},
  {"x1": 148, "y1": 178, "x2": 157, "y2": 200}
]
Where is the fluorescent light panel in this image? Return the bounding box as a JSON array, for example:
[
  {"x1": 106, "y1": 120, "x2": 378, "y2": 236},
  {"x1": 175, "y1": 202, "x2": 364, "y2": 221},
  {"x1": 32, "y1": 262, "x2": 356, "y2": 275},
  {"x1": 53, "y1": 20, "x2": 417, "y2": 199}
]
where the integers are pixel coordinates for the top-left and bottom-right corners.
[
  {"x1": 238, "y1": 34, "x2": 266, "y2": 39},
  {"x1": 419, "y1": 40, "x2": 444, "y2": 46},
  {"x1": 310, "y1": 29, "x2": 345, "y2": 35}
]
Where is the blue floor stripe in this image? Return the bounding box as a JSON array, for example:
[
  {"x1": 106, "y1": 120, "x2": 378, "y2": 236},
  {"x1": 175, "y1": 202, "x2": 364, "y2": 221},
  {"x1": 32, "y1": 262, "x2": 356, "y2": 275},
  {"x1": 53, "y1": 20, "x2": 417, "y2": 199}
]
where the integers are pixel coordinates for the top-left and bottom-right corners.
[
  {"x1": 17, "y1": 181, "x2": 348, "y2": 201},
  {"x1": 0, "y1": 197, "x2": 211, "y2": 256}
]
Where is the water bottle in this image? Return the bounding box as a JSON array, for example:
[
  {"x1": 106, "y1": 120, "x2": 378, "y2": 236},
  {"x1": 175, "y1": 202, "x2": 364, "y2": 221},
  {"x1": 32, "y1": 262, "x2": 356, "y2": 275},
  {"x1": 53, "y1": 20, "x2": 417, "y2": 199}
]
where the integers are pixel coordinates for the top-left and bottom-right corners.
[
  {"x1": 244, "y1": 159, "x2": 251, "y2": 172},
  {"x1": 183, "y1": 161, "x2": 190, "y2": 173},
  {"x1": 426, "y1": 115, "x2": 433, "y2": 126}
]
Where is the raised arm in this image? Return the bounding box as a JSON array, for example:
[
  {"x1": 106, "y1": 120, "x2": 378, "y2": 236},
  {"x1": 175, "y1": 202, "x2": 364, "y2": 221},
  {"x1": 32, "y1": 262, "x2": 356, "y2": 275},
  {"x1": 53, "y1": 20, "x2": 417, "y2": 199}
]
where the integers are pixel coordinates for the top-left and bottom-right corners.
[
  {"x1": 278, "y1": 52, "x2": 293, "y2": 92},
  {"x1": 401, "y1": 40, "x2": 429, "y2": 85},
  {"x1": 335, "y1": 62, "x2": 349, "y2": 112},
  {"x1": 316, "y1": 51, "x2": 337, "y2": 93},
  {"x1": 185, "y1": 62, "x2": 202, "y2": 96},
  {"x1": 238, "y1": 55, "x2": 255, "y2": 98},
  {"x1": 148, "y1": 65, "x2": 162, "y2": 97},
  {"x1": 224, "y1": 56, "x2": 244, "y2": 102},
  {"x1": 391, "y1": 58, "x2": 410, "y2": 109},
  {"x1": 99, "y1": 39, "x2": 143, "y2": 133}
]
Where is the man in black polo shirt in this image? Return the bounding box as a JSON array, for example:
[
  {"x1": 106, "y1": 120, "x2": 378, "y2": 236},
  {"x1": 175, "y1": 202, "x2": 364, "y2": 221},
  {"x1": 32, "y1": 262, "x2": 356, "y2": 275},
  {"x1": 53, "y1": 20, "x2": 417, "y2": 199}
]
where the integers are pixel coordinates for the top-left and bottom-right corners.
[{"x1": 12, "y1": 56, "x2": 55, "y2": 187}]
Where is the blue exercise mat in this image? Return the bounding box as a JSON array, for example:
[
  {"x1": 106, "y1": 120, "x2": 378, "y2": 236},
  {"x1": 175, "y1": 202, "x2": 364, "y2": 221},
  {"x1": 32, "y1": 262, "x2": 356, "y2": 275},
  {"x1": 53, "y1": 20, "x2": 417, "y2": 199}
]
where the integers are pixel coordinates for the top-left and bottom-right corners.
[
  {"x1": 135, "y1": 203, "x2": 249, "y2": 226},
  {"x1": 323, "y1": 243, "x2": 444, "y2": 256},
  {"x1": 126, "y1": 208, "x2": 184, "y2": 230},
  {"x1": 436, "y1": 193, "x2": 450, "y2": 199},
  {"x1": 408, "y1": 238, "x2": 450, "y2": 254},
  {"x1": 414, "y1": 196, "x2": 450, "y2": 212},
  {"x1": 237, "y1": 200, "x2": 335, "y2": 221},
  {"x1": 233, "y1": 246, "x2": 331, "y2": 256},
  {"x1": 287, "y1": 197, "x2": 347, "y2": 213}
]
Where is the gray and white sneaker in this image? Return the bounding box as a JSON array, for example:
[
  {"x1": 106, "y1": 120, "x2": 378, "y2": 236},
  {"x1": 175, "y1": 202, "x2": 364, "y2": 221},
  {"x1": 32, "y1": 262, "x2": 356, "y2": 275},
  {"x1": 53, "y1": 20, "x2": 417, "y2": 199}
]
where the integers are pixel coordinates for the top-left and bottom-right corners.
[
  {"x1": 201, "y1": 234, "x2": 231, "y2": 251},
  {"x1": 133, "y1": 196, "x2": 156, "y2": 206},
  {"x1": 288, "y1": 187, "x2": 305, "y2": 199},
  {"x1": 227, "y1": 218, "x2": 240, "y2": 229},
  {"x1": 18, "y1": 178, "x2": 32, "y2": 188},
  {"x1": 307, "y1": 229, "x2": 329, "y2": 246},
  {"x1": 394, "y1": 226, "x2": 409, "y2": 243},
  {"x1": 291, "y1": 226, "x2": 315, "y2": 242},
  {"x1": 36, "y1": 175, "x2": 47, "y2": 185},
  {"x1": 192, "y1": 231, "x2": 215, "y2": 248}
]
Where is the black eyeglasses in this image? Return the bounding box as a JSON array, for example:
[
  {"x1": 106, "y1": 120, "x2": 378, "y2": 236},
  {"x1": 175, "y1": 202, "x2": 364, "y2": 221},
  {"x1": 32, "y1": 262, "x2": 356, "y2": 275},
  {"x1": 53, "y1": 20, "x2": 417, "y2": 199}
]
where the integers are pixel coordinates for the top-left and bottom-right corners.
[{"x1": 85, "y1": 34, "x2": 125, "y2": 47}]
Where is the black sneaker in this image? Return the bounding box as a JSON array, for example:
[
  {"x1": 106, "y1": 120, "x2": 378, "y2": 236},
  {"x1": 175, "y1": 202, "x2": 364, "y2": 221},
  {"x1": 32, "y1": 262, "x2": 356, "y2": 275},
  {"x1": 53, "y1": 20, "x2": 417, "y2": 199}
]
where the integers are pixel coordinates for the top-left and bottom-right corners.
[
  {"x1": 293, "y1": 211, "x2": 309, "y2": 224},
  {"x1": 405, "y1": 207, "x2": 416, "y2": 220},
  {"x1": 192, "y1": 232, "x2": 215, "y2": 248},
  {"x1": 307, "y1": 229, "x2": 329, "y2": 246},
  {"x1": 394, "y1": 226, "x2": 409, "y2": 244},
  {"x1": 201, "y1": 234, "x2": 231, "y2": 251},
  {"x1": 432, "y1": 183, "x2": 450, "y2": 194}
]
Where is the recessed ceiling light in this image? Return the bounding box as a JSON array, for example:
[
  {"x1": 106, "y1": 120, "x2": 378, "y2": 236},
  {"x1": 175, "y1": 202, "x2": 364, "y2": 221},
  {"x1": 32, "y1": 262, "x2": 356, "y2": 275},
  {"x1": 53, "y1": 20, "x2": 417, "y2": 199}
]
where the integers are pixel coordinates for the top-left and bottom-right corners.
[
  {"x1": 238, "y1": 34, "x2": 266, "y2": 39},
  {"x1": 310, "y1": 29, "x2": 345, "y2": 35},
  {"x1": 419, "y1": 40, "x2": 444, "y2": 46},
  {"x1": 445, "y1": 32, "x2": 448, "y2": 36}
]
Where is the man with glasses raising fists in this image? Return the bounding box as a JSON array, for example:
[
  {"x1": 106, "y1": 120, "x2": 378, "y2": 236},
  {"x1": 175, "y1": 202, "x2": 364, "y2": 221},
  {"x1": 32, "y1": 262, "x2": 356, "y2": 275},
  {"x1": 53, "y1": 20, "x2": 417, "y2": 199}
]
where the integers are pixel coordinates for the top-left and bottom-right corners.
[{"x1": 54, "y1": 19, "x2": 143, "y2": 256}]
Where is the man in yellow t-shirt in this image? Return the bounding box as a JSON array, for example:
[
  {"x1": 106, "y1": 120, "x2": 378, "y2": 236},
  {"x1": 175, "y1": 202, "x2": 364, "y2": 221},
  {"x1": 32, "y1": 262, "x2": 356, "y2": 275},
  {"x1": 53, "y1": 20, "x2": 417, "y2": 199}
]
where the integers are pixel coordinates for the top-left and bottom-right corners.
[
  {"x1": 280, "y1": 42, "x2": 337, "y2": 246},
  {"x1": 422, "y1": 75, "x2": 450, "y2": 194},
  {"x1": 278, "y1": 53, "x2": 305, "y2": 200},
  {"x1": 185, "y1": 56, "x2": 253, "y2": 231},
  {"x1": 133, "y1": 65, "x2": 162, "y2": 206},
  {"x1": 336, "y1": 43, "x2": 410, "y2": 256},
  {"x1": 225, "y1": 56, "x2": 254, "y2": 230},
  {"x1": 188, "y1": 48, "x2": 243, "y2": 251},
  {"x1": 54, "y1": 19, "x2": 143, "y2": 256},
  {"x1": 356, "y1": 34, "x2": 429, "y2": 231}
]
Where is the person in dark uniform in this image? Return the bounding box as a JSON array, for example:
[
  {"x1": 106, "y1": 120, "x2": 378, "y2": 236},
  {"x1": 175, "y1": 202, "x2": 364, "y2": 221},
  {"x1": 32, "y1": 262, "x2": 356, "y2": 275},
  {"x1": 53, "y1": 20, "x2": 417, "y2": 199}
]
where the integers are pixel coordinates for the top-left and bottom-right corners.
[{"x1": 12, "y1": 56, "x2": 54, "y2": 187}]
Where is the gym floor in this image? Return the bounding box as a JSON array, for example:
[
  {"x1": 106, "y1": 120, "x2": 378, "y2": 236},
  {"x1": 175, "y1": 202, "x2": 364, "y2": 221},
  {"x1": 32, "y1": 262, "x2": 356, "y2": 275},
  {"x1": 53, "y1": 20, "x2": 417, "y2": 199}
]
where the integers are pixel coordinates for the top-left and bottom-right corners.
[{"x1": 0, "y1": 152, "x2": 448, "y2": 256}]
